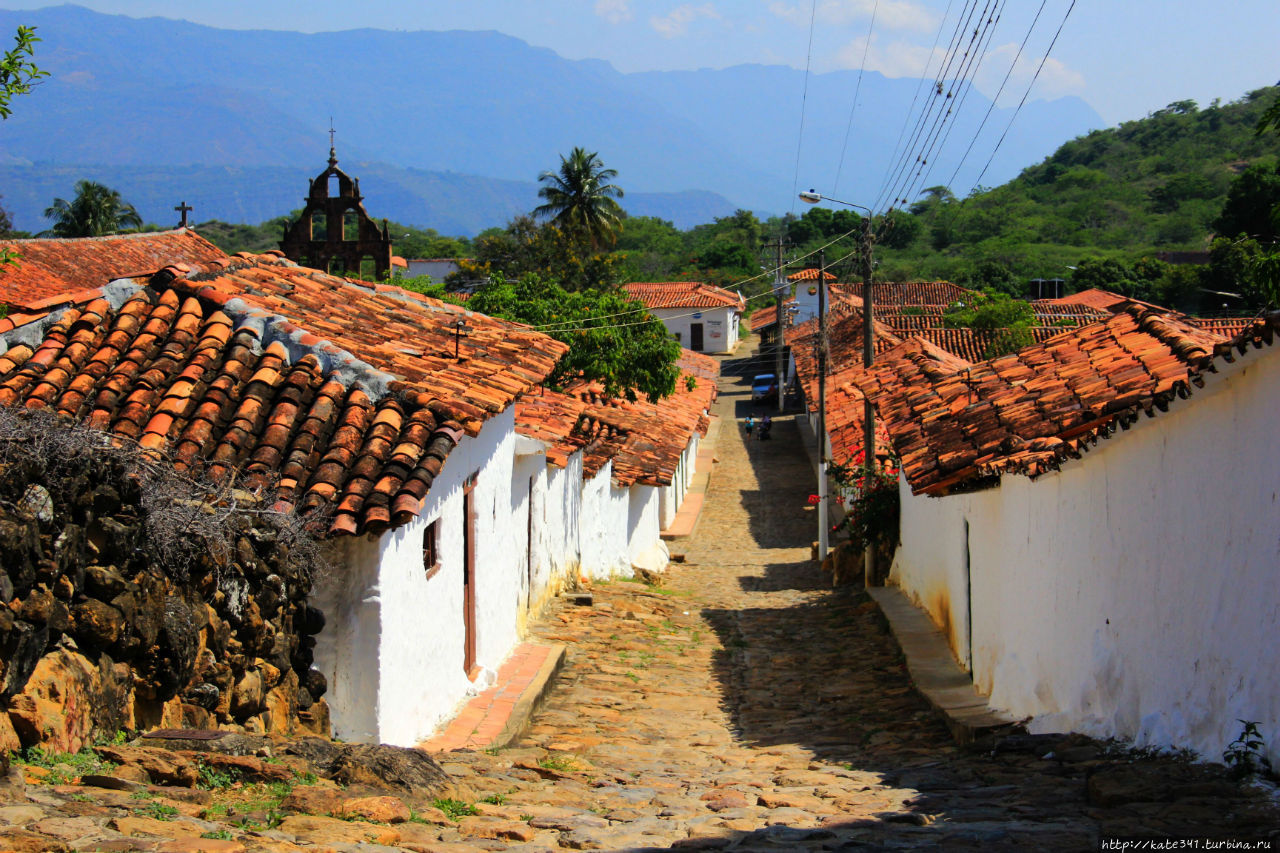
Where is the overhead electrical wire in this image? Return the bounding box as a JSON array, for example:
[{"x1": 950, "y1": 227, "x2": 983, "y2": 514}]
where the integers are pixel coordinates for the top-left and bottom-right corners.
[
  {"x1": 870, "y1": 0, "x2": 986, "y2": 213},
  {"x1": 831, "y1": 0, "x2": 880, "y2": 197},
  {"x1": 875, "y1": 0, "x2": 1001, "y2": 216},
  {"x1": 941, "y1": 0, "x2": 1050, "y2": 192},
  {"x1": 790, "y1": 0, "x2": 820, "y2": 216},
  {"x1": 897, "y1": 1, "x2": 1008, "y2": 209},
  {"x1": 968, "y1": 0, "x2": 1078, "y2": 192}
]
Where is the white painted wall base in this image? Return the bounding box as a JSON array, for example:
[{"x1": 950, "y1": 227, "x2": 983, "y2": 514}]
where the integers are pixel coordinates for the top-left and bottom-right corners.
[{"x1": 890, "y1": 346, "x2": 1280, "y2": 768}]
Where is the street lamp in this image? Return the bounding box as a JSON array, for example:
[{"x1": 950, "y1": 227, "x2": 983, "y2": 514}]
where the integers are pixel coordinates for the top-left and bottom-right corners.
[{"x1": 800, "y1": 190, "x2": 877, "y2": 588}]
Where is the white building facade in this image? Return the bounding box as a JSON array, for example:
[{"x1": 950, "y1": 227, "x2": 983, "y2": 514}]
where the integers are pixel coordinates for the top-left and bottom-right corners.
[{"x1": 889, "y1": 342, "x2": 1280, "y2": 769}]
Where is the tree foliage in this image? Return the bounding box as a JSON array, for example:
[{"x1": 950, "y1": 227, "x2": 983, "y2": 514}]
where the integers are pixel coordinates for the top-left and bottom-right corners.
[
  {"x1": 943, "y1": 289, "x2": 1036, "y2": 358},
  {"x1": 534, "y1": 147, "x2": 625, "y2": 249},
  {"x1": 0, "y1": 26, "x2": 45, "y2": 120},
  {"x1": 43, "y1": 180, "x2": 143, "y2": 237},
  {"x1": 454, "y1": 215, "x2": 621, "y2": 292},
  {"x1": 465, "y1": 274, "x2": 681, "y2": 402}
]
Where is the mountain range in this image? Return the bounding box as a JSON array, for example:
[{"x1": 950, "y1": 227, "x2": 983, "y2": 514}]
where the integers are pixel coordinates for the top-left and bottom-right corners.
[{"x1": 0, "y1": 5, "x2": 1104, "y2": 235}]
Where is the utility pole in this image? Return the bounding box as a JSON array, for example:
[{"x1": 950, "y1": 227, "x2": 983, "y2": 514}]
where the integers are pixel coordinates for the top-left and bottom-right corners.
[
  {"x1": 817, "y1": 248, "x2": 829, "y2": 563},
  {"x1": 765, "y1": 237, "x2": 790, "y2": 414},
  {"x1": 860, "y1": 218, "x2": 877, "y2": 588}
]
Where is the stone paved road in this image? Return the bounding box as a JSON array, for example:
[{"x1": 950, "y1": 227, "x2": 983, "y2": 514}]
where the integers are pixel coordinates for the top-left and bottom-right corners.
[
  {"x1": 1, "y1": 351, "x2": 1276, "y2": 851},
  {"x1": 435, "y1": 353, "x2": 1279, "y2": 851}
]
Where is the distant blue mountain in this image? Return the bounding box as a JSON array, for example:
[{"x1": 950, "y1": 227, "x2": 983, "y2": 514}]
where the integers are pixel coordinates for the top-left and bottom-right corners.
[{"x1": 0, "y1": 5, "x2": 1104, "y2": 234}]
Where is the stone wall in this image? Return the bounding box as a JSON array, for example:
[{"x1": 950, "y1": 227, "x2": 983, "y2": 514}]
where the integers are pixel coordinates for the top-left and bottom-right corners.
[{"x1": 0, "y1": 411, "x2": 329, "y2": 752}]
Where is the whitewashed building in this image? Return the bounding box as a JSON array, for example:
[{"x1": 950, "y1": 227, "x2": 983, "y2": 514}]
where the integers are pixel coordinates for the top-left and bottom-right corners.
[
  {"x1": 624, "y1": 281, "x2": 743, "y2": 354},
  {"x1": 840, "y1": 307, "x2": 1280, "y2": 769}
]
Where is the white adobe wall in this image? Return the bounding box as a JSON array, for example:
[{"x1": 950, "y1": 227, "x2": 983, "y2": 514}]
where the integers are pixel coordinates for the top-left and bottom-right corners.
[
  {"x1": 791, "y1": 282, "x2": 825, "y2": 327},
  {"x1": 891, "y1": 347, "x2": 1280, "y2": 767},
  {"x1": 543, "y1": 451, "x2": 584, "y2": 583},
  {"x1": 313, "y1": 407, "x2": 529, "y2": 747},
  {"x1": 627, "y1": 484, "x2": 668, "y2": 572},
  {"x1": 659, "y1": 433, "x2": 699, "y2": 529},
  {"x1": 652, "y1": 306, "x2": 738, "y2": 353},
  {"x1": 578, "y1": 461, "x2": 632, "y2": 579}
]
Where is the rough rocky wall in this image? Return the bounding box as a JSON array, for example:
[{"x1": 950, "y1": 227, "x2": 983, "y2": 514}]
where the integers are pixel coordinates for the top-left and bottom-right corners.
[{"x1": 0, "y1": 410, "x2": 330, "y2": 752}]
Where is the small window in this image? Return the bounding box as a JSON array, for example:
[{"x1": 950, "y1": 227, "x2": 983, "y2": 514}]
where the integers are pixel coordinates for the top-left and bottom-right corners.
[{"x1": 423, "y1": 519, "x2": 441, "y2": 579}]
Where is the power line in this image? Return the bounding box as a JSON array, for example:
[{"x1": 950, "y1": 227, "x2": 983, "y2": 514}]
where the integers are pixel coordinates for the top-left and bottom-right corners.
[
  {"x1": 898, "y1": 1, "x2": 1008, "y2": 207},
  {"x1": 871, "y1": 0, "x2": 986, "y2": 213},
  {"x1": 790, "y1": 0, "x2": 820, "y2": 217},
  {"x1": 832, "y1": 0, "x2": 880, "y2": 197},
  {"x1": 969, "y1": 0, "x2": 1078, "y2": 192},
  {"x1": 877, "y1": 0, "x2": 1002, "y2": 215},
  {"x1": 943, "y1": 0, "x2": 1050, "y2": 191}
]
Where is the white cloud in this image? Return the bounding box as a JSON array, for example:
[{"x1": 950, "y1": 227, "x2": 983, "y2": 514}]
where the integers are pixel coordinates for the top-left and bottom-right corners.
[
  {"x1": 595, "y1": 0, "x2": 632, "y2": 25},
  {"x1": 651, "y1": 4, "x2": 721, "y2": 38},
  {"x1": 831, "y1": 34, "x2": 945, "y2": 78},
  {"x1": 978, "y1": 43, "x2": 1086, "y2": 103},
  {"x1": 769, "y1": 0, "x2": 935, "y2": 32},
  {"x1": 829, "y1": 36, "x2": 1086, "y2": 103}
]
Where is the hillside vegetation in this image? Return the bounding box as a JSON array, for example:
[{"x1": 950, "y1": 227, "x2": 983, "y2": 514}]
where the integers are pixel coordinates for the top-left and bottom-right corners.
[{"x1": 870, "y1": 87, "x2": 1280, "y2": 303}]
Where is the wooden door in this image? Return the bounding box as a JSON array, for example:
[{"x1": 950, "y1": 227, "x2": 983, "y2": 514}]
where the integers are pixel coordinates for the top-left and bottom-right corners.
[{"x1": 690, "y1": 323, "x2": 705, "y2": 351}]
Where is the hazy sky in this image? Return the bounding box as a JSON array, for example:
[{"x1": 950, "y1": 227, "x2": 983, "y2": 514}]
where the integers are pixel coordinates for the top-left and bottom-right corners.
[{"x1": 3, "y1": 1, "x2": 1277, "y2": 125}]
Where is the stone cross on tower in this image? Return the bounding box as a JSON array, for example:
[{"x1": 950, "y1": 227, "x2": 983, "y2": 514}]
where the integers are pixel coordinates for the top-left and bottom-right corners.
[
  {"x1": 328, "y1": 119, "x2": 337, "y2": 167},
  {"x1": 174, "y1": 201, "x2": 193, "y2": 228}
]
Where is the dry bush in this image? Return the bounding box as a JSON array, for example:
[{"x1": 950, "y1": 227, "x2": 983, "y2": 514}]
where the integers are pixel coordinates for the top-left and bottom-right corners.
[{"x1": 0, "y1": 407, "x2": 332, "y2": 583}]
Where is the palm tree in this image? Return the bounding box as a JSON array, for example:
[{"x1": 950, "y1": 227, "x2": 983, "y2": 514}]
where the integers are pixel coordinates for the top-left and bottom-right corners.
[
  {"x1": 43, "y1": 180, "x2": 143, "y2": 237},
  {"x1": 534, "y1": 147, "x2": 625, "y2": 249}
]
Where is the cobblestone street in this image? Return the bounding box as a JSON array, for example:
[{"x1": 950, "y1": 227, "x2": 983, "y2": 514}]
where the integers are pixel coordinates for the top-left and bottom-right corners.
[
  {"x1": 0, "y1": 352, "x2": 1275, "y2": 851},
  {"x1": 434, "y1": 353, "x2": 1279, "y2": 851}
]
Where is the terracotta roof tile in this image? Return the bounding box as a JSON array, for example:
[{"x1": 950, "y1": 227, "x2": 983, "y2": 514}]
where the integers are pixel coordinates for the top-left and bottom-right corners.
[
  {"x1": 0, "y1": 229, "x2": 228, "y2": 311},
  {"x1": 786, "y1": 309, "x2": 904, "y2": 412},
  {"x1": 623, "y1": 281, "x2": 744, "y2": 311},
  {"x1": 844, "y1": 307, "x2": 1279, "y2": 495},
  {"x1": 789, "y1": 268, "x2": 837, "y2": 282},
  {"x1": 515, "y1": 348, "x2": 718, "y2": 487},
  {"x1": 0, "y1": 254, "x2": 568, "y2": 537},
  {"x1": 825, "y1": 338, "x2": 970, "y2": 467}
]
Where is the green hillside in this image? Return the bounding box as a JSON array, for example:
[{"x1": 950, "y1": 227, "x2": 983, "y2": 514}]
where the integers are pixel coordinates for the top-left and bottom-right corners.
[{"x1": 869, "y1": 86, "x2": 1280, "y2": 306}]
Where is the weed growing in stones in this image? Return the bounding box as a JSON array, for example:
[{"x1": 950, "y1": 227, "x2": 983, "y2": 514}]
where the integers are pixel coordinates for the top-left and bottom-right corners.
[
  {"x1": 138, "y1": 802, "x2": 178, "y2": 821},
  {"x1": 480, "y1": 793, "x2": 506, "y2": 805},
  {"x1": 13, "y1": 746, "x2": 116, "y2": 784},
  {"x1": 196, "y1": 761, "x2": 241, "y2": 790},
  {"x1": 1224, "y1": 720, "x2": 1273, "y2": 779},
  {"x1": 432, "y1": 798, "x2": 479, "y2": 821},
  {"x1": 202, "y1": 830, "x2": 235, "y2": 840},
  {"x1": 538, "y1": 754, "x2": 580, "y2": 772}
]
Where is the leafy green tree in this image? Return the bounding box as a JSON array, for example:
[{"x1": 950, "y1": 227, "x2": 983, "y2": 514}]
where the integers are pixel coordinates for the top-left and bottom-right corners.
[
  {"x1": 466, "y1": 274, "x2": 681, "y2": 402},
  {"x1": 943, "y1": 289, "x2": 1036, "y2": 358},
  {"x1": 1213, "y1": 162, "x2": 1280, "y2": 242},
  {"x1": 43, "y1": 180, "x2": 144, "y2": 237},
  {"x1": 0, "y1": 196, "x2": 12, "y2": 237},
  {"x1": 454, "y1": 215, "x2": 620, "y2": 293},
  {"x1": 0, "y1": 26, "x2": 46, "y2": 120},
  {"x1": 534, "y1": 147, "x2": 625, "y2": 249}
]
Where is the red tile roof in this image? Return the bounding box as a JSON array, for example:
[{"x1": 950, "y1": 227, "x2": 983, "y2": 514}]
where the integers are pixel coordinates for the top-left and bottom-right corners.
[
  {"x1": 871, "y1": 281, "x2": 976, "y2": 307},
  {"x1": 1039, "y1": 287, "x2": 1129, "y2": 312},
  {"x1": 624, "y1": 281, "x2": 744, "y2": 311},
  {"x1": 515, "y1": 349, "x2": 718, "y2": 487},
  {"x1": 825, "y1": 338, "x2": 970, "y2": 467},
  {"x1": 0, "y1": 229, "x2": 228, "y2": 311},
  {"x1": 0, "y1": 253, "x2": 568, "y2": 537},
  {"x1": 911, "y1": 327, "x2": 1072, "y2": 362},
  {"x1": 1192, "y1": 317, "x2": 1254, "y2": 338},
  {"x1": 789, "y1": 268, "x2": 837, "y2": 282},
  {"x1": 787, "y1": 310, "x2": 904, "y2": 413},
  {"x1": 847, "y1": 307, "x2": 1278, "y2": 495}
]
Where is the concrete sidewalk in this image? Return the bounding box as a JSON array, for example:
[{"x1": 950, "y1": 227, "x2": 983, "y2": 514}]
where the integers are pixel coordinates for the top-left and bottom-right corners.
[
  {"x1": 419, "y1": 642, "x2": 566, "y2": 752},
  {"x1": 661, "y1": 414, "x2": 720, "y2": 541},
  {"x1": 868, "y1": 585, "x2": 1023, "y2": 744}
]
